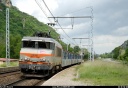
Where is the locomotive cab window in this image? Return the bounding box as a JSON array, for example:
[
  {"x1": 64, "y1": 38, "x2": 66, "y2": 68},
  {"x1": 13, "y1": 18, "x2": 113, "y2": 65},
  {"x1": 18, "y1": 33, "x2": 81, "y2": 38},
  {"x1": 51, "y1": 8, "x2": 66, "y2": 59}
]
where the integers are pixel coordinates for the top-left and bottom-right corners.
[
  {"x1": 38, "y1": 42, "x2": 48, "y2": 49},
  {"x1": 22, "y1": 41, "x2": 35, "y2": 48},
  {"x1": 22, "y1": 41, "x2": 55, "y2": 50},
  {"x1": 38, "y1": 42, "x2": 55, "y2": 50}
]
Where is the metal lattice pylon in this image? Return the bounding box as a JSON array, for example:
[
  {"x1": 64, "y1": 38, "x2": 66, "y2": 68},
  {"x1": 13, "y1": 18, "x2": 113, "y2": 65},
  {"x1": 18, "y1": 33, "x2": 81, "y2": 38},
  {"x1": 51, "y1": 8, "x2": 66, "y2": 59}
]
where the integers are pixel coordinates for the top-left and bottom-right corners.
[
  {"x1": 89, "y1": 7, "x2": 94, "y2": 61},
  {"x1": 6, "y1": 8, "x2": 10, "y2": 66}
]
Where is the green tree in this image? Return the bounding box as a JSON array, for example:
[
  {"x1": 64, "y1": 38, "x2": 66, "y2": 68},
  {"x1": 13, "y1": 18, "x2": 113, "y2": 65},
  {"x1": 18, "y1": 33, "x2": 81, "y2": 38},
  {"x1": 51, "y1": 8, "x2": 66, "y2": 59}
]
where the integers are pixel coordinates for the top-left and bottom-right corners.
[
  {"x1": 123, "y1": 48, "x2": 128, "y2": 63},
  {"x1": 112, "y1": 47, "x2": 121, "y2": 59},
  {"x1": 81, "y1": 48, "x2": 89, "y2": 60},
  {"x1": 74, "y1": 46, "x2": 80, "y2": 53},
  {"x1": 68, "y1": 44, "x2": 73, "y2": 53}
]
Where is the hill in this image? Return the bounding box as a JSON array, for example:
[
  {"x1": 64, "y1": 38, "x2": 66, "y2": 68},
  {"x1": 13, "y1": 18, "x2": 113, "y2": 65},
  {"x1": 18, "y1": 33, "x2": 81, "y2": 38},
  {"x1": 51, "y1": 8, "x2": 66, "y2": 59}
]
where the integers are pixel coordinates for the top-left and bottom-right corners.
[
  {"x1": 111, "y1": 40, "x2": 128, "y2": 60},
  {"x1": 0, "y1": 3, "x2": 70, "y2": 59},
  {"x1": 120, "y1": 40, "x2": 128, "y2": 49},
  {"x1": 100, "y1": 40, "x2": 128, "y2": 64}
]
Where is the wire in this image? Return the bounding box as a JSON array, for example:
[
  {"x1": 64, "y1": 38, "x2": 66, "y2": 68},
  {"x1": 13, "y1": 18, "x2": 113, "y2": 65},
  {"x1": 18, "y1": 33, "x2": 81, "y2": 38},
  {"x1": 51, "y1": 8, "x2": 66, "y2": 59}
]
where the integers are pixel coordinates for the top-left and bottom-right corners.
[
  {"x1": 57, "y1": 22, "x2": 76, "y2": 45},
  {"x1": 42, "y1": 0, "x2": 54, "y2": 18},
  {"x1": 60, "y1": 7, "x2": 92, "y2": 16},
  {"x1": 41, "y1": 0, "x2": 77, "y2": 46},
  {"x1": 35, "y1": 0, "x2": 52, "y2": 23}
]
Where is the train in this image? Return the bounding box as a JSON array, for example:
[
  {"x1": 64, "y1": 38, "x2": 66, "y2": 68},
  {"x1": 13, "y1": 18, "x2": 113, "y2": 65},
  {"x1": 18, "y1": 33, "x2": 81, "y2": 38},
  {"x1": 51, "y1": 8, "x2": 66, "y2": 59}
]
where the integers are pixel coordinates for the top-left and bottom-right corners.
[{"x1": 19, "y1": 31, "x2": 83, "y2": 77}]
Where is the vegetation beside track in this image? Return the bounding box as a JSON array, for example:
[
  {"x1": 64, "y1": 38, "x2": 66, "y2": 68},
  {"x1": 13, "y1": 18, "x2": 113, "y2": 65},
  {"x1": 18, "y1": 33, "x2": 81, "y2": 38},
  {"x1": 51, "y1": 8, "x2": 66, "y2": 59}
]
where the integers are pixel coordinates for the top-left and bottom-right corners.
[
  {"x1": 0, "y1": 61, "x2": 19, "y2": 67},
  {"x1": 75, "y1": 60, "x2": 128, "y2": 86}
]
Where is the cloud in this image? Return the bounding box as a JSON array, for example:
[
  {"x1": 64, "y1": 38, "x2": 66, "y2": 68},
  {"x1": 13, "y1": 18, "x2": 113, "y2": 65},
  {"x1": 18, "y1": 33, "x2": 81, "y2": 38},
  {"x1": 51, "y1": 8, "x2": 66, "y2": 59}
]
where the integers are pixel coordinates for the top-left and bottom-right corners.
[
  {"x1": 93, "y1": 35, "x2": 128, "y2": 54},
  {"x1": 113, "y1": 26, "x2": 128, "y2": 36},
  {"x1": 11, "y1": 0, "x2": 128, "y2": 54},
  {"x1": 11, "y1": 0, "x2": 58, "y2": 23}
]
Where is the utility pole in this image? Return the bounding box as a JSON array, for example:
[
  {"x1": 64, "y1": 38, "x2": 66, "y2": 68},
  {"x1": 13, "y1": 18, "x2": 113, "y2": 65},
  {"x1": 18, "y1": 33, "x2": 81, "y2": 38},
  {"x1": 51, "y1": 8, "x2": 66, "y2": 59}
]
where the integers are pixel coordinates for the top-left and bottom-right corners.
[
  {"x1": 89, "y1": 38, "x2": 94, "y2": 61},
  {"x1": 6, "y1": 8, "x2": 10, "y2": 66},
  {"x1": 22, "y1": 18, "x2": 26, "y2": 29}
]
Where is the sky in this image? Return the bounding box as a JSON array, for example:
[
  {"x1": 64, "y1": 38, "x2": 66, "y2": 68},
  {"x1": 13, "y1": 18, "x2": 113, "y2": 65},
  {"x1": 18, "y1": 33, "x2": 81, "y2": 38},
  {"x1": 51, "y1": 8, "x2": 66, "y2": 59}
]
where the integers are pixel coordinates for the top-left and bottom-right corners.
[{"x1": 11, "y1": 0, "x2": 128, "y2": 54}]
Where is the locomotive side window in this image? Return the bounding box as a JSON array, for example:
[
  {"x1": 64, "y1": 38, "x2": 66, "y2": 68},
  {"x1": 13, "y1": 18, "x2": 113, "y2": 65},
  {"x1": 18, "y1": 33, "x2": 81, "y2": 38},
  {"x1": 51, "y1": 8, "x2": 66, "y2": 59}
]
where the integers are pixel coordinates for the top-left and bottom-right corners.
[
  {"x1": 50, "y1": 43, "x2": 55, "y2": 50},
  {"x1": 22, "y1": 41, "x2": 35, "y2": 48},
  {"x1": 55, "y1": 47, "x2": 61, "y2": 57}
]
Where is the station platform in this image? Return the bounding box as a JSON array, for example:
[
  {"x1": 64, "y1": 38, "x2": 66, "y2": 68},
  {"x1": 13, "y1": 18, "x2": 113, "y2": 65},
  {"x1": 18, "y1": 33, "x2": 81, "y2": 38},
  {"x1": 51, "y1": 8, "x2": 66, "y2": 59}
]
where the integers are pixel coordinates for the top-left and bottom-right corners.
[{"x1": 42, "y1": 65, "x2": 87, "y2": 86}]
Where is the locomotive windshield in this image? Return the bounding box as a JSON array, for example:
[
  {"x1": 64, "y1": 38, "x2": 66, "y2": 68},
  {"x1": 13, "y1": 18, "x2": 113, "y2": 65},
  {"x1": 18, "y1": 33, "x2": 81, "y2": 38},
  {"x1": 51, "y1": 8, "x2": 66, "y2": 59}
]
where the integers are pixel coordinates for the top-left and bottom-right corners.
[
  {"x1": 22, "y1": 41, "x2": 55, "y2": 50},
  {"x1": 23, "y1": 41, "x2": 35, "y2": 48}
]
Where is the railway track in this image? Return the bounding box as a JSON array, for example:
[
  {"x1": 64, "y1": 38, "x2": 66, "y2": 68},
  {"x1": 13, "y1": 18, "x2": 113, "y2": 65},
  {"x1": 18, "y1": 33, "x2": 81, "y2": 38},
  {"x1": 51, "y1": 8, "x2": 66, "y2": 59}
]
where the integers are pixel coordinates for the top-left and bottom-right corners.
[
  {"x1": 0, "y1": 66, "x2": 55, "y2": 86},
  {"x1": 7, "y1": 78, "x2": 45, "y2": 86},
  {"x1": 0, "y1": 66, "x2": 20, "y2": 74},
  {"x1": 0, "y1": 71, "x2": 46, "y2": 86},
  {"x1": 0, "y1": 71, "x2": 21, "y2": 77},
  {"x1": 0, "y1": 67, "x2": 23, "y2": 86},
  {"x1": 5, "y1": 72, "x2": 56, "y2": 86},
  {"x1": 0, "y1": 65, "x2": 78, "y2": 86},
  {"x1": 0, "y1": 71, "x2": 23, "y2": 86}
]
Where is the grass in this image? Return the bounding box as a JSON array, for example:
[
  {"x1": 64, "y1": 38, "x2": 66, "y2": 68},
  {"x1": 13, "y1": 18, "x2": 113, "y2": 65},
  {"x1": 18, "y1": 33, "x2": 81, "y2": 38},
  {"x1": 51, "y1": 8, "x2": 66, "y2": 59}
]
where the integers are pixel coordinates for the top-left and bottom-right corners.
[
  {"x1": 0, "y1": 61, "x2": 19, "y2": 67},
  {"x1": 75, "y1": 60, "x2": 128, "y2": 86}
]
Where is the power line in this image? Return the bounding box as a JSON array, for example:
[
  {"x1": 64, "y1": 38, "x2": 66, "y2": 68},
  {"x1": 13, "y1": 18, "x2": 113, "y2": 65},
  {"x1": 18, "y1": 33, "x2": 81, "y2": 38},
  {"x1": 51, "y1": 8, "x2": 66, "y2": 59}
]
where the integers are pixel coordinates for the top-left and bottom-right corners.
[
  {"x1": 57, "y1": 22, "x2": 76, "y2": 45},
  {"x1": 41, "y1": 0, "x2": 77, "y2": 46},
  {"x1": 59, "y1": 7, "x2": 93, "y2": 17},
  {"x1": 36, "y1": 0, "x2": 93, "y2": 52},
  {"x1": 35, "y1": 0, "x2": 76, "y2": 46},
  {"x1": 48, "y1": 16, "x2": 92, "y2": 18},
  {"x1": 51, "y1": 16, "x2": 92, "y2": 46},
  {"x1": 42, "y1": 0, "x2": 54, "y2": 18},
  {"x1": 35, "y1": 0, "x2": 52, "y2": 23},
  {"x1": 54, "y1": 28, "x2": 73, "y2": 29}
]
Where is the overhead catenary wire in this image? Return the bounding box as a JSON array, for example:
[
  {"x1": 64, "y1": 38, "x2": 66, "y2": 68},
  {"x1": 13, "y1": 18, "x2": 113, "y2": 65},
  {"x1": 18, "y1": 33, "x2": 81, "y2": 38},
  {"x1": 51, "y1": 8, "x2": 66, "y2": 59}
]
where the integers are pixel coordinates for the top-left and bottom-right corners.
[
  {"x1": 35, "y1": 0, "x2": 77, "y2": 46},
  {"x1": 41, "y1": 0, "x2": 77, "y2": 46},
  {"x1": 42, "y1": 0, "x2": 54, "y2": 19},
  {"x1": 35, "y1": 0, "x2": 52, "y2": 23},
  {"x1": 59, "y1": 7, "x2": 93, "y2": 17},
  {"x1": 35, "y1": 0, "x2": 93, "y2": 49}
]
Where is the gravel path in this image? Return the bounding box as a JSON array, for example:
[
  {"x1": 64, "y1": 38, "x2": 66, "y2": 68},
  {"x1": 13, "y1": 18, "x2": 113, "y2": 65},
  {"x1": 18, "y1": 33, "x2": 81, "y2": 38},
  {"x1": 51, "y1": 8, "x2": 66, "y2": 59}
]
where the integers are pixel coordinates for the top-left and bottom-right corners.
[{"x1": 42, "y1": 65, "x2": 87, "y2": 86}]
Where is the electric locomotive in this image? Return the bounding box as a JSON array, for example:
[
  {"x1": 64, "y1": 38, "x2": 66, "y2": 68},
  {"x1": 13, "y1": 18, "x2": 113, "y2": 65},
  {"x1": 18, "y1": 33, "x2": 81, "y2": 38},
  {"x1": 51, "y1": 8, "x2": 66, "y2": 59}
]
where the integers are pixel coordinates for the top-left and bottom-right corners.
[{"x1": 19, "y1": 32, "x2": 62, "y2": 77}]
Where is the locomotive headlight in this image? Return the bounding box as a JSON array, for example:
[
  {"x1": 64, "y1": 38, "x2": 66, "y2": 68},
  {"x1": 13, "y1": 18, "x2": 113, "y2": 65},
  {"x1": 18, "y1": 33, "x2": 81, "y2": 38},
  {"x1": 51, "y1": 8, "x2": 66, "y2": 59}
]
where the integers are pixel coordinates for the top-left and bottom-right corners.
[
  {"x1": 25, "y1": 57, "x2": 27, "y2": 60},
  {"x1": 41, "y1": 57, "x2": 46, "y2": 62},
  {"x1": 24, "y1": 57, "x2": 30, "y2": 61}
]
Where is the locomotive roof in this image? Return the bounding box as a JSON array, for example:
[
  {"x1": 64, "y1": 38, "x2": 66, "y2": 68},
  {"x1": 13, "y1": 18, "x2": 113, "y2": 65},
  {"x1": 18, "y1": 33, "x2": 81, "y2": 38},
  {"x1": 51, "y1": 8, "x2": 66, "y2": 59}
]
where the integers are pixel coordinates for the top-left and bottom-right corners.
[{"x1": 22, "y1": 36, "x2": 62, "y2": 48}]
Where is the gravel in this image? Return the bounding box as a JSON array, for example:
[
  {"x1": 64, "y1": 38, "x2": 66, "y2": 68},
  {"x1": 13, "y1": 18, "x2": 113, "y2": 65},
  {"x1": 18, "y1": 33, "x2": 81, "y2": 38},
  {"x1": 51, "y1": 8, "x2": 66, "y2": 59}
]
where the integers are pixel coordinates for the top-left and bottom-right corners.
[{"x1": 0, "y1": 72, "x2": 23, "y2": 85}]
